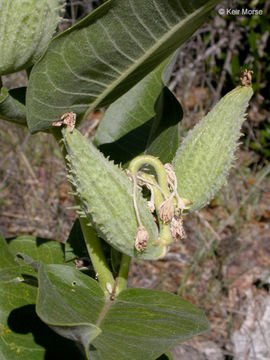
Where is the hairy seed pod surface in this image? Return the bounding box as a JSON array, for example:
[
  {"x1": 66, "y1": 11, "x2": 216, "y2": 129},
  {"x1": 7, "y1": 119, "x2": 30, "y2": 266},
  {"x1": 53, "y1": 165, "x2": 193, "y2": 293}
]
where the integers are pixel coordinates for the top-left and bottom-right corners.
[
  {"x1": 0, "y1": 0, "x2": 63, "y2": 75},
  {"x1": 63, "y1": 129, "x2": 165, "y2": 260},
  {"x1": 173, "y1": 85, "x2": 253, "y2": 212}
]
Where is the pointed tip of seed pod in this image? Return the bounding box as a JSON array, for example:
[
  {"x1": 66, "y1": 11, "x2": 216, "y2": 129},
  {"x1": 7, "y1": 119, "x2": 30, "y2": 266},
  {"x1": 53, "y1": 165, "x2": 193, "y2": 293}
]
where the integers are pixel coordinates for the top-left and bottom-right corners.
[
  {"x1": 134, "y1": 226, "x2": 149, "y2": 252},
  {"x1": 182, "y1": 198, "x2": 193, "y2": 206}
]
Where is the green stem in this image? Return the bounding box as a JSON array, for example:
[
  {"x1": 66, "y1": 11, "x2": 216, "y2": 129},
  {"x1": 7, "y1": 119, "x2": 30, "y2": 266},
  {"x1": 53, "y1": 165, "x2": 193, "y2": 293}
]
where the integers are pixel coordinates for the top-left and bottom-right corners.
[
  {"x1": 116, "y1": 254, "x2": 131, "y2": 295},
  {"x1": 79, "y1": 218, "x2": 115, "y2": 297},
  {"x1": 128, "y1": 155, "x2": 171, "y2": 198},
  {"x1": 52, "y1": 128, "x2": 115, "y2": 297},
  {"x1": 129, "y1": 155, "x2": 172, "y2": 247}
]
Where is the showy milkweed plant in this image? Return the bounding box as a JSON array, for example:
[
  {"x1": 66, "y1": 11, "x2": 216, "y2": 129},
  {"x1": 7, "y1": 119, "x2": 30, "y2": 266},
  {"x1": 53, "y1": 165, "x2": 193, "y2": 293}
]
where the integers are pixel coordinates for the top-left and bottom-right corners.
[{"x1": 0, "y1": 1, "x2": 253, "y2": 359}]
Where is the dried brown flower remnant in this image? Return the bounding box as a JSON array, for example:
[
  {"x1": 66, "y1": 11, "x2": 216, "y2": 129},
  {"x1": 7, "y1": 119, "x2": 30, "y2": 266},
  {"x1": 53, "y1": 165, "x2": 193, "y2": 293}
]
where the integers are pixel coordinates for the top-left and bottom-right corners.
[
  {"x1": 159, "y1": 199, "x2": 174, "y2": 223},
  {"x1": 52, "y1": 112, "x2": 76, "y2": 131},
  {"x1": 134, "y1": 226, "x2": 149, "y2": 252},
  {"x1": 74, "y1": 257, "x2": 90, "y2": 269},
  {"x1": 164, "y1": 163, "x2": 177, "y2": 188},
  {"x1": 170, "y1": 216, "x2": 186, "y2": 240},
  {"x1": 74, "y1": 258, "x2": 84, "y2": 268},
  {"x1": 240, "y1": 69, "x2": 253, "y2": 87}
]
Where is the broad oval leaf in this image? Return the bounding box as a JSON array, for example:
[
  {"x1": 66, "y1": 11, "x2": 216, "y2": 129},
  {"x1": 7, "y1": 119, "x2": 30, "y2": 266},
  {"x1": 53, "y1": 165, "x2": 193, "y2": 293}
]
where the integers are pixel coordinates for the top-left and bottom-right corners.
[
  {"x1": 0, "y1": 234, "x2": 81, "y2": 360},
  {"x1": 7, "y1": 235, "x2": 65, "y2": 265},
  {"x1": 36, "y1": 264, "x2": 209, "y2": 360},
  {"x1": 26, "y1": 0, "x2": 220, "y2": 133},
  {"x1": 0, "y1": 0, "x2": 63, "y2": 75},
  {"x1": 0, "y1": 234, "x2": 66, "y2": 283},
  {"x1": 37, "y1": 264, "x2": 103, "y2": 350}
]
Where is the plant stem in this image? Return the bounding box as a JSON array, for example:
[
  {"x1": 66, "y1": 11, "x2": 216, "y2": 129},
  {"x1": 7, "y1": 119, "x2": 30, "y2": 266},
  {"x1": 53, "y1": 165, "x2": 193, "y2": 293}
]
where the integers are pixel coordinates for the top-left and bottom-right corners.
[
  {"x1": 52, "y1": 128, "x2": 115, "y2": 297},
  {"x1": 79, "y1": 218, "x2": 115, "y2": 297},
  {"x1": 129, "y1": 156, "x2": 172, "y2": 247},
  {"x1": 116, "y1": 254, "x2": 131, "y2": 295},
  {"x1": 128, "y1": 155, "x2": 171, "y2": 198}
]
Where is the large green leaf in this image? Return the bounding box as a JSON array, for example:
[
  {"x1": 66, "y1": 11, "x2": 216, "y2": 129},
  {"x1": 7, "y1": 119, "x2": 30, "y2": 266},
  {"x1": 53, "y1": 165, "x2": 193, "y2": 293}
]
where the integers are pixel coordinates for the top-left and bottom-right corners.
[
  {"x1": 6, "y1": 235, "x2": 65, "y2": 264},
  {"x1": 95, "y1": 60, "x2": 170, "y2": 146},
  {"x1": 26, "y1": 0, "x2": 220, "y2": 133},
  {"x1": 36, "y1": 264, "x2": 103, "y2": 352},
  {"x1": 0, "y1": 87, "x2": 27, "y2": 126},
  {"x1": 36, "y1": 264, "x2": 209, "y2": 360},
  {"x1": 0, "y1": 0, "x2": 63, "y2": 75},
  {"x1": 0, "y1": 235, "x2": 66, "y2": 282},
  {"x1": 0, "y1": 234, "x2": 82, "y2": 359},
  {"x1": 95, "y1": 55, "x2": 183, "y2": 165}
]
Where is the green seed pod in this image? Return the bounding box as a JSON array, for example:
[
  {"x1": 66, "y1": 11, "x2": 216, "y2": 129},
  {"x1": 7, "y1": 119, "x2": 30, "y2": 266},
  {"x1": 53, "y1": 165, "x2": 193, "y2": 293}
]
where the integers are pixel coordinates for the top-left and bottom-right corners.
[
  {"x1": 63, "y1": 128, "x2": 165, "y2": 260},
  {"x1": 173, "y1": 84, "x2": 253, "y2": 212},
  {"x1": 0, "y1": 0, "x2": 63, "y2": 75}
]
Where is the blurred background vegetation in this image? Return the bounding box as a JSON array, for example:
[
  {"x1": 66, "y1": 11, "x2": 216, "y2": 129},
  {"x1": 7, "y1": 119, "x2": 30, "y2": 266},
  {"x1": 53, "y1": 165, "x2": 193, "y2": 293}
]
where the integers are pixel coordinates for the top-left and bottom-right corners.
[{"x1": 0, "y1": 0, "x2": 269, "y2": 359}]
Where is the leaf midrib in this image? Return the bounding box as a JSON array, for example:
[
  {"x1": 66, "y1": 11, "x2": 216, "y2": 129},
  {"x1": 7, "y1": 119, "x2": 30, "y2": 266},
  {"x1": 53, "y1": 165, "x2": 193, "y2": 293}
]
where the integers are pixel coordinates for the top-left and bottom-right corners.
[{"x1": 96, "y1": 299, "x2": 113, "y2": 327}]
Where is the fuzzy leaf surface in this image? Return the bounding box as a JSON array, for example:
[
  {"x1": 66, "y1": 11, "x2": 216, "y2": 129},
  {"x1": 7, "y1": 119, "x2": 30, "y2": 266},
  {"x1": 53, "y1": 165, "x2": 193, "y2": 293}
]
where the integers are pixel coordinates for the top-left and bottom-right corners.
[
  {"x1": 0, "y1": 234, "x2": 81, "y2": 359},
  {"x1": 36, "y1": 264, "x2": 209, "y2": 360},
  {"x1": 95, "y1": 56, "x2": 183, "y2": 165},
  {"x1": 26, "y1": 0, "x2": 220, "y2": 132}
]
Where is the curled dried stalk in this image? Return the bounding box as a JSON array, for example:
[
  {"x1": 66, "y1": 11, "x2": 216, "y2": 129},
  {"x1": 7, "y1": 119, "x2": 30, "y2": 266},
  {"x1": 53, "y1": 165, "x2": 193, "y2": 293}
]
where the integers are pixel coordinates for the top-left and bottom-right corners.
[
  {"x1": 131, "y1": 172, "x2": 149, "y2": 252},
  {"x1": 127, "y1": 156, "x2": 191, "y2": 250},
  {"x1": 128, "y1": 155, "x2": 172, "y2": 251},
  {"x1": 139, "y1": 172, "x2": 172, "y2": 248}
]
